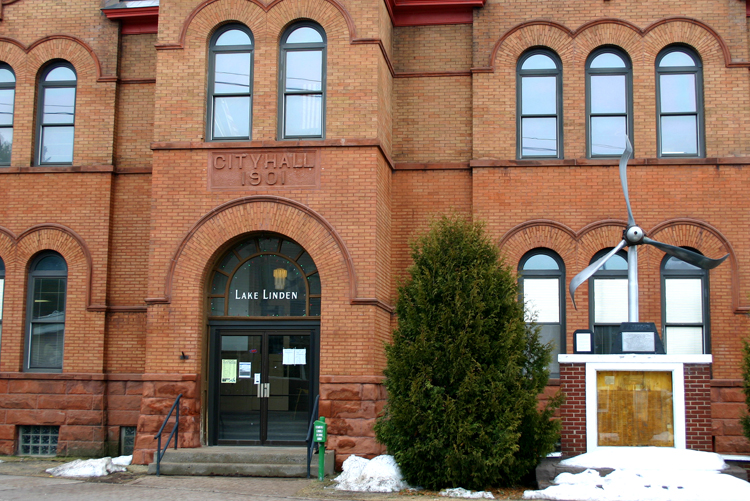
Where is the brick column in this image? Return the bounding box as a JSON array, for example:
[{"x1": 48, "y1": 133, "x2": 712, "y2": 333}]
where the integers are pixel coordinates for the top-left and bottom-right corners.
[
  {"x1": 559, "y1": 363, "x2": 586, "y2": 457},
  {"x1": 684, "y1": 363, "x2": 712, "y2": 451}
]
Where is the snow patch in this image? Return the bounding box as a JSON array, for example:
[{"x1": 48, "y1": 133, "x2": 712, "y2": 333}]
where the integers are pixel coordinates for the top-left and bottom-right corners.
[
  {"x1": 439, "y1": 487, "x2": 494, "y2": 498},
  {"x1": 111, "y1": 455, "x2": 132, "y2": 466},
  {"x1": 524, "y1": 448, "x2": 750, "y2": 501},
  {"x1": 46, "y1": 457, "x2": 127, "y2": 478},
  {"x1": 333, "y1": 455, "x2": 409, "y2": 492}
]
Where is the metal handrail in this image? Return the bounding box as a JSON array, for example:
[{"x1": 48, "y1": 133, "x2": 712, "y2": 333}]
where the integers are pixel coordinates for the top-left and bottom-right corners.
[
  {"x1": 154, "y1": 393, "x2": 182, "y2": 476},
  {"x1": 305, "y1": 394, "x2": 320, "y2": 479}
]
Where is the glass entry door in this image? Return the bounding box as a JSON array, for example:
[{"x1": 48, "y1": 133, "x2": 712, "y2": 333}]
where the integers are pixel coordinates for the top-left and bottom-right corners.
[{"x1": 212, "y1": 329, "x2": 313, "y2": 445}]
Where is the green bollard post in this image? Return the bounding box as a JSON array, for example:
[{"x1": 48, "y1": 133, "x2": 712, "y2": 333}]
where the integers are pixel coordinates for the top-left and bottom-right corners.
[{"x1": 313, "y1": 416, "x2": 327, "y2": 481}]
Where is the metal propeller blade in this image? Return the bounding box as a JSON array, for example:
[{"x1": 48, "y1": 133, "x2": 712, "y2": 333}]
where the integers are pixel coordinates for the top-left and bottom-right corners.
[
  {"x1": 642, "y1": 237, "x2": 729, "y2": 270},
  {"x1": 569, "y1": 239, "x2": 627, "y2": 309},
  {"x1": 619, "y1": 137, "x2": 635, "y2": 227}
]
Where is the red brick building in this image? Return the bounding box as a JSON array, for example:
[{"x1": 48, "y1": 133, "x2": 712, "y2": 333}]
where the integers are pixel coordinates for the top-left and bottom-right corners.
[{"x1": 0, "y1": 0, "x2": 748, "y2": 467}]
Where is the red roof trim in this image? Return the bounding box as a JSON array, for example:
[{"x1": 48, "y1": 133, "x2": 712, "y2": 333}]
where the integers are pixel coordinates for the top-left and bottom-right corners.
[
  {"x1": 103, "y1": 6, "x2": 159, "y2": 35},
  {"x1": 385, "y1": 0, "x2": 485, "y2": 26}
]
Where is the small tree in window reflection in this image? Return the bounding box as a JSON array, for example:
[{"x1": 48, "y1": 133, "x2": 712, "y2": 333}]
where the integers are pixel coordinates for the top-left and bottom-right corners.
[{"x1": 0, "y1": 138, "x2": 10, "y2": 164}]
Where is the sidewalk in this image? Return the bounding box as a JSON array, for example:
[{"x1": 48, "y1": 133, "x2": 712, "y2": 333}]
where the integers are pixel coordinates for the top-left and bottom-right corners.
[{"x1": 0, "y1": 457, "x2": 528, "y2": 501}]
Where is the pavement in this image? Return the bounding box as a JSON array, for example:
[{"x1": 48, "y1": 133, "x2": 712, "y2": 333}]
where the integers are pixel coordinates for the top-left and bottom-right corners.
[{"x1": 0, "y1": 457, "x2": 529, "y2": 501}]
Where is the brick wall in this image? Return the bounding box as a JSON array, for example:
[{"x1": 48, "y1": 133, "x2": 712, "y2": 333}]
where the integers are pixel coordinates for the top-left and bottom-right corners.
[{"x1": 560, "y1": 363, "x2": 587, "y2": 457}]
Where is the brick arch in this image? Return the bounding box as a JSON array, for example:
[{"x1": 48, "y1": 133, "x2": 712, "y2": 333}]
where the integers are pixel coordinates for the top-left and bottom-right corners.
[
  {"x1": 487, "y1": 17, "x2": 746, "y2": 71},
  {"x1": 643, "y1": 22, "x2": 724, "y2": 67},
  {"x1": 646, "y1": 218, "x2": 742, "y2": 313},
  {"x1": 574, "y1": 24, "x2": 643, "y2": 65},
  {"x1": 175, "y1": 0, "x2": 356, "y2": 50},
  {"x1": 0, "y1": 225, "x2": 14, "y2": 267},
  {"x1": 493, "y1": 23, "x2": 574, "y2": 69},
  {"x1": 0, "y1": 35, "x2": 112, "y2": 82},
  {"x1": 163, "y1": 196, "x2": 357, "y2": 305},
  {"x1": 15, "y1": 224, "x2": 97, "y2": 308},
  {"x1": 498, "y1": 220, "x2": 578, "y2": 270}
]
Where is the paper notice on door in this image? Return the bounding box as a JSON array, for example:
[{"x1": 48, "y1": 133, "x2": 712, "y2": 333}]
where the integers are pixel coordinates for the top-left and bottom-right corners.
[
  {"x1": 283, "y1": 348, "x2": 294, "y2": 365},
  {"x1": 254, "y1": 373, "x2": 261, "y2": 384},
  {"x1": 283, "y1": 348, "x2": 307, "y2": 365},
  {"x1": 221, "y1": 359, "x2": 237, "y2": 383},
  {"x1": 294, "y1": 348, "x2": 306, "y2": 365},
  {"x1": 238, "y1": 362, "x2": 252, "y2": 378}
]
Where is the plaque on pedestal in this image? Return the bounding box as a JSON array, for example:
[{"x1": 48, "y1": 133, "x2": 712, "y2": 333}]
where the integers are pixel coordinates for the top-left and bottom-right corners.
[{"x1": 613, "y1": 322, "x2": 665, "y2": 354}]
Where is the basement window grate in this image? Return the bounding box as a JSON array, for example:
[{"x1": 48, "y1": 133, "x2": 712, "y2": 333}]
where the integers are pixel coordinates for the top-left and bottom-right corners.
[
  {"x1": 120, "y1": 426, "x2": 136, "y2": 456},
  {"x1": 19, "y1": 425, "x2": 58, "y2": 456}
]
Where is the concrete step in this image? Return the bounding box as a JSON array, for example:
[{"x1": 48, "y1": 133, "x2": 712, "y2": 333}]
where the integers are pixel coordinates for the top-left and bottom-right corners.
[{"x1": 147, "y1": 446, "x2": 335, "y2": 477}]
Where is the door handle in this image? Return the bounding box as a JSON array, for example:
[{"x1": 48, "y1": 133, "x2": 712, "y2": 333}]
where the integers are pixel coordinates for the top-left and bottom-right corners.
[{"x1": 256, "y1": 382, "x2": 270, "y2": 398}]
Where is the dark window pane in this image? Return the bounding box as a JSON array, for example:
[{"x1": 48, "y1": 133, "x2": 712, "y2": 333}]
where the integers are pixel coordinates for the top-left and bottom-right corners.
[
  {"x1": 214, "y1": 53, "x2": 251, "y2": 94},
  {"x1": 29, "y1": 323, "x2": 64, "y2": 368},
  {"x1": 0, "y1": 88, "x2": 15, "y2": 126},
  {"x1": 285, "y1": 51, "x2": 322, "y2": 92},
  {"x1": 219, "y1": 251, "x2": 239, "y2": 272},
  {"x1": 35, "y1": 255, "x2": 66, "y2": 271},
  {"x1": 660, "y1": 74, "x2": 696, "y2": 113},
  {"x1": 660, "y1": 51, "x2": 695, "y2": 67},
  {"x1": 521, "y1": 76, "x2": 556, "y2": 115},
  {"x1": 307, "y1": 273, "x2": 320, "y2": 295},
  {"x1": 591, "y1": 75, "x2": 625, "y2": 114},
  {"x1": 43, "y1": 87, "x2": 75, "y2": 124},
  {"x1": 590, "y1": 53, "x2": 626, "y2": 69},
  {"x1": 40, "y1": 126, "x2": 74, "y2": 163},
  {"x1": 280, "y1": 240, "x2": 303, "y2": 260},
  {"x1": 296, "y1": 252, "x2": 317, "y2": 274},
  {"x1": 591, "y1": 116, "x2": 627, "y2": 156},
  {"x1": 235, "y1": 239, "x2": 257, "y2": 259},
  {"x1": 213, "y1": 96, "x2": 250, "y2": 138},
  {"x1": 227, "y1": 255, "x2": 307, "y2": 316},
  {"x1": 523, "y1": 254, "x2": 559, "y2": 270},
  {"x1": 661, "y1": 115, "x2": 698, "y2": 155},
  {"x1": 211, "y1": 272, "x2": 228, "y2": 294},
  {"x1": 521, "y1": 117, "x2": 557, "y2": 156},
  {"x1": 521, "y1": 54, "x2": 556, "y2": 70},
  {"x1": 216, "y1": 29, "x2": 251, "y2": 46},
  {"x1": 285, "y1": 95, "x2": 322, "y2": 137},
  {"x1": 258, "y1": 237, "x2": 280, "y2": 252},
  {"x1": 45, "y1": 67, "x2": 76, "y2": 82},
  {"x1": 210, "y1": 297, "x2": 225, "y2": 315},
  {"x1": 0, "y1": 128, "x2": 12, "y2": 164},
  {"x1": 287, "y1": 27, "x2": 323, "y2": 44},
  {"x1": 0, "y1": 68, "x2": 14, "y2": 83},
  {"x1": 32, "y1": 278, "x2": 66, "y2": 320},
  {"x1": 309, "y1": 297, "x2": 321, "y2": 316}
]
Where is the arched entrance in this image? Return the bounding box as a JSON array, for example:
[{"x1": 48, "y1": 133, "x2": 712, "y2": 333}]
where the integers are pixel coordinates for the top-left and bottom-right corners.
[{"x1": 206, "y1": 234, "x2": 320, "y2": 445}]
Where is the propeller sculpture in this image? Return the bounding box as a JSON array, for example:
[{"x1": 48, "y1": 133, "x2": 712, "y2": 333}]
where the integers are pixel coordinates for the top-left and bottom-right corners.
[{"x1": 569, "y1": 137, "x2": 728, "y2": 321}]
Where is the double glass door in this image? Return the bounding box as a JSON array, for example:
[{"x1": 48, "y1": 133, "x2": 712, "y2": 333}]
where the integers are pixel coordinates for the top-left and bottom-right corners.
[{"x1": 211, "y1": 328, "x2": 314, "y2": 445}]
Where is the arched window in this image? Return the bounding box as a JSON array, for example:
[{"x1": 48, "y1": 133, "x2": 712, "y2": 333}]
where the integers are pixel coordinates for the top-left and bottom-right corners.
[
  {"x1": 656, "y1": 46, "x2": 704, "y2": 157},
  {"x1": 207, "y1": 24, "x2": 254, "y2": 140},
  {"x1": 0, "y1": 257, "x2": 5, "y2": 342},
  {"x1": 279, "y1": 22, "x2": 326, "y2": 139},
  {"x1": 26, "y1": 252, "x2": 67, "y2": 372},
  {"x1": 0, "y1": 64, "x2": 15, "y2": 165},
  {"x1": 519, "y1": 249, "x2": 565, "y2": 378},
  {"x1": 589, "y1": 249, "x2": 628, "y2": 354},
  {"x1": 36, "y1": 62, "x2": 77, "y2": 165},
  {"x1": 586, "y1": 48, "x2": 632, "y2": 157},
  {"x1": 208, "y1": 235, "x2": 320, "y2": 317},
  {"x1": 661, "y1": 252, "x2": 709, "y2": 354},
  {"x1": 517, "y1": 49, "x2": 563, "y2": 159}
]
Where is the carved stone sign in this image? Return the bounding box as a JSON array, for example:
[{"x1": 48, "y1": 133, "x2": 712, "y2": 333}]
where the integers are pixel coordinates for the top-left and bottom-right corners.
[{"x1": 209, "y1": 149, "x2": 319, "y2": 190}]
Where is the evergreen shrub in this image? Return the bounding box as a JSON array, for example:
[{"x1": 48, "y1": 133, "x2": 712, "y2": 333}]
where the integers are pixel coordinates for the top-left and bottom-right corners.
[
  {"x1": 374, "y1": 216, "x2": 561, "y2": 490},
  {"x1": 741, "y1": 340, "x2": 750, "y2": 441}
]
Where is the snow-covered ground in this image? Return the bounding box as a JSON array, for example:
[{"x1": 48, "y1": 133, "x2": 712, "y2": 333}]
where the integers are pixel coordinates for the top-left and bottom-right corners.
[
  {"x1": 523, "y1": 447, "x2": 750, "y2": 501},
  {"x1": 334, "y1": 450, "x2": 750, "y2": 501},
  {"x1": 46, "y1": 455, "x2": 132, "y2": 478}
]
